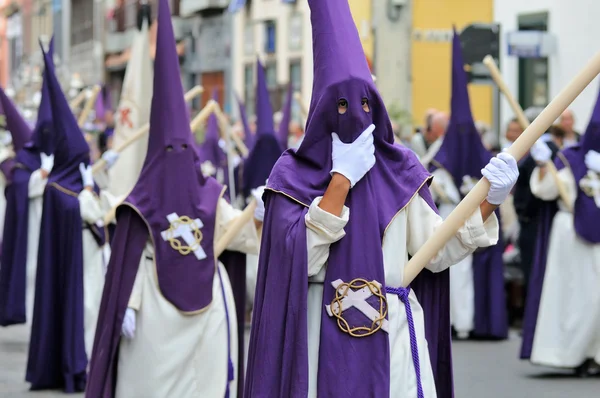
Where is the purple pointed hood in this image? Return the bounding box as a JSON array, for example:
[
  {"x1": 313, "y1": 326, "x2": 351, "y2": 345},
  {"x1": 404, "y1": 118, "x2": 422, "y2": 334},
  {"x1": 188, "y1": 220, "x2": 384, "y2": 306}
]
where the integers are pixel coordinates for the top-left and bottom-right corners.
[
  {"x1": 431, "y1": 29, "x2": 491, "y2": 188},
  {"x1": 580, "y1": 85, "x2": 600, "y2": 153},
  {"x1": 41, "y1": 41, "x2": 89, "y2": 193},
  {"x1": 246, "y1": 0, "x2": 444, "y2": 397},
  {"x1": 122, "y1": 0, "x2": 223, "y2": 313},
  {"x1": 94, "y1": 85, "x2": 113, "y2": 121},
  {"x1": 235, "y1": 92, "x2": 254, "y2": 149},
  {"x1": 255, "y1": 57, "x2": 275, "y2": 136},
  {"x1": 0, "y1": 88, "x2": 32, "y2": 152},
  {"x1": 276, "y1": 83, "x2": 293, "y2": 150}
]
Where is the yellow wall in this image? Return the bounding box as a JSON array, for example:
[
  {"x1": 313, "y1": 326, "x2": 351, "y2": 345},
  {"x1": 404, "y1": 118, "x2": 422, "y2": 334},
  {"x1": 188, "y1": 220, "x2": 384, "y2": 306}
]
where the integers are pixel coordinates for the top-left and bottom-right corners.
[
  {"x1": 412, "y1": 0, "x2": 493, "y2": 126},
  {"x1": 349, "y1": 0, "x2": 374, "y2": 66}
]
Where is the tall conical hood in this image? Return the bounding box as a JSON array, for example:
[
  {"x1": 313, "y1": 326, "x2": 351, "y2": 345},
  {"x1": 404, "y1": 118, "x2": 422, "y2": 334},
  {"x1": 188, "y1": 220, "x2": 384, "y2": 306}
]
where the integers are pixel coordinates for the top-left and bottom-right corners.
[
  {"x1": 198, "y1": 88, "x2": 226, "y2": 169},
  {"x1": 432, "y1": 28, "x2": 490, "y2": 189},
  {"x1": 580, "y1": 84, "x2": 600, "y2": 152},
  {"x1": 95, "y1": 84, "x2": 107, "y2": 120},
  {"x1": 41, "y1": 41, "x2": 89, "y2": 191},
  {"x1": 48, "y1": 36, "x2": 54, "y2": 61},
  {"x1": 276, "y1": 83, "x2": 293, "y2": 150},
  {"x1": 0, "y1": 87, "x2": 32, "y2": 151},
  {"x1": 235, "y1": 92, "x2": 254, "y2": 149},
  {"x1": 255, "y1": 57, "x2": 275, "y2": 136},
  {"x1": 122, "y1": 0, "x2": 223, "y2": 314}
]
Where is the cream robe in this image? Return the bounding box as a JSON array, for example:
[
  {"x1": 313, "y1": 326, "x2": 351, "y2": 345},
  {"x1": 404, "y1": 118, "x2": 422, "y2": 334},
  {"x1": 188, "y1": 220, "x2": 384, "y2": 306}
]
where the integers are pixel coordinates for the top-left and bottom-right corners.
[
  {"x1": 25, "y1": 170, "x2": 47, "y2": 321},
  {"x1": 305, "y1": 193, "x2": 499, "y2": 398},
  {"x1": 78, "y1": 189, "x2": 121, "y2": 357},
  {"x1": 529, "y1": 166, "x2": 600, "y2": 368},
  {"x1": 116, "y1": 198, "x2": 259, "y2": 398},
  {"x1": 430, "y1": 168, "x2": 476, "y2": 336}
]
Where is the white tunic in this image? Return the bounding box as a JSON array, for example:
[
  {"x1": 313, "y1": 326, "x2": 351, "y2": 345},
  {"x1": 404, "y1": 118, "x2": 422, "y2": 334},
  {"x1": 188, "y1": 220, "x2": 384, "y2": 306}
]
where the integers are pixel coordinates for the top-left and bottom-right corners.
[
  {"x1": 116, "y1": 199, "x2": 259, "y2": 398},
  {"x1": 25, "y1": 170, "x2": 47, "y2": 321},
  {"x1": 305, "y1": 193, "x2": 499, "y2": 398},
  {"x1": 78, "y1": 189, "x2": 121, "y2": 357},
  {"x1": 529, "y1": 166, "x2": 600, "y2": 368},
  {"x1": 430, "y1": 168, "x2": 475, "y2": 335}
]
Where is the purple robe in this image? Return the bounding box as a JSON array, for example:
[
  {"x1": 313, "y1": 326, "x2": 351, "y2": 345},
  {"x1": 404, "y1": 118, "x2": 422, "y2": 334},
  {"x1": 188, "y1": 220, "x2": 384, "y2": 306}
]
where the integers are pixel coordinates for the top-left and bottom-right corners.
[
  {"x1": 87, "y1": 1, "x2": 239, "y2": 395},
  {"x1": 26, "y1": 41, "x2": 90, "y2": 393},
  {"x1": 430, "y1": 29, "x2": 507, "y2": 340},
  {"x1": 246, "y1": 1, "x2": 452, "y2": 396}
]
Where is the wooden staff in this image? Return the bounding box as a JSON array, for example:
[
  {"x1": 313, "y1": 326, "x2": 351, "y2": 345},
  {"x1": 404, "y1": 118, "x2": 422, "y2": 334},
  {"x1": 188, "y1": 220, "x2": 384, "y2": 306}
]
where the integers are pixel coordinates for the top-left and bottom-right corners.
[
  {"x1": 78, "y1": 85, "x2": 101, "y2": 128},
  {"x1": 69, "y1": 89, "x2": 88, "y2": 110},
  {"x1": 293, "y1": 91, "x2": 309, "y2": 119},
  {"x1": 92, "y1": 85, "x2": 204, "y2": 174},
  {"x1": 214, "y1": 199, "x2": 257, "y2": 257},
  {"x1": 102, "y1": 97, "x2": 214, "y2": 225},
  {"x1": 483, "y1": 55, "x2": 573, "y2": 211},
  {"x1": 212, "y1": 102, "x2": 249, "y2": 158},
  {"x1": 402, "y1": 51, "x2": 600, "y2": 287}
]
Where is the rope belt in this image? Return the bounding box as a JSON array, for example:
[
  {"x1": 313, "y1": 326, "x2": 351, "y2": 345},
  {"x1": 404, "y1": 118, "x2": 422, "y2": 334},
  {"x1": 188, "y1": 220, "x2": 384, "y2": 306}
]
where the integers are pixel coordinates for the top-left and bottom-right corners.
[{"x1": 385, "y1": 286, "x2": 424, "y2": 398}]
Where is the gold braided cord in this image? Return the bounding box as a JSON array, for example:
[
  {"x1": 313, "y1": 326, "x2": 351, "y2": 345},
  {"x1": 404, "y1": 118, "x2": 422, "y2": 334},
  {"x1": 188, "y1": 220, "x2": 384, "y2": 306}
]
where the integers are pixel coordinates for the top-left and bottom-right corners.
[
  {"x1": 329, "y1": 278, "x2": 388, "y2": 338},
  {"x1": 163, "y1": 215, "x2": 203, "y2": 256}
]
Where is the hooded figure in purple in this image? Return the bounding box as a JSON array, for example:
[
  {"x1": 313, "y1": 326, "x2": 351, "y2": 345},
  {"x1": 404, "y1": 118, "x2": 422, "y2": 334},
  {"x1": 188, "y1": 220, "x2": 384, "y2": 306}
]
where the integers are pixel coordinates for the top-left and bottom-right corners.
[
  {"x1": 25, "y1": 41, "x2": 91, "y2": 393},
  {"x1": 428, "y1": 30, "x2": 508, "y2": 341},
  {"x1": 235, "y1": 92, "x2": 255, "y2": 150},
  {"x1": 244, "y1": 3, "x2": 518, "y2": 397},
  {"x1": 241, "y1": 57, "x2": 284, "y2": 198},
  {"x1": 85, "y1": 1, "x2": 260, "y2": 397},
  {"x1": 0, "y1": 76, "x2": 52, "y2": 327},
  {"x1": 525, "y1": 84, "x2": 600, "y2": 375}
]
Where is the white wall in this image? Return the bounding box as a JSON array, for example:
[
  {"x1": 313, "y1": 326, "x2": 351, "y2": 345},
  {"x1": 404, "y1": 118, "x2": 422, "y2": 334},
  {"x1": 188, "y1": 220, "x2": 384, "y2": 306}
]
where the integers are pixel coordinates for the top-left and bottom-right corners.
[{"x1": 495, "y1": 0, "x2": 600, "y2": 133}]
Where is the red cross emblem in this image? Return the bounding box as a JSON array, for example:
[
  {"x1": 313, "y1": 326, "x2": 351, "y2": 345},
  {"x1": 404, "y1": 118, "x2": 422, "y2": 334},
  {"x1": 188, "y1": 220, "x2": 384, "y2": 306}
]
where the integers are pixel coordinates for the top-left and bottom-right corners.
[{"x1": 119, "y1": 107, "x2": 133, "y2": 128}]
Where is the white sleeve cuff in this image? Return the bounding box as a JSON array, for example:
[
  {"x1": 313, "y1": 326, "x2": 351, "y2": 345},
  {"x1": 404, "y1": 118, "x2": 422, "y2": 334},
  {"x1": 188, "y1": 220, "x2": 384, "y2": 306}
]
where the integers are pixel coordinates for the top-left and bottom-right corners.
[
  {"x1": 305, "y1": 196, "x2": 349, "y2": 239},
  {"x1": 458, "y1": 209, "x2": 499, "y2": 249}
]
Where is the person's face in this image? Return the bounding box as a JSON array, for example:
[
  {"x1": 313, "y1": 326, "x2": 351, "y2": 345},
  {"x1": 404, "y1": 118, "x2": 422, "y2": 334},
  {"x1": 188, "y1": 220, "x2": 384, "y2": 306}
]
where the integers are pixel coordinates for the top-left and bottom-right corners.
[
  {"x1": 560, "y1": 111, "x2": 574, "y2": 132},
  {"x1": 505, "y1": 121, "x2": 523, "y2": 142},
  {"x1": 105, "y1": 110, "x2": 115, "y2": 127}
]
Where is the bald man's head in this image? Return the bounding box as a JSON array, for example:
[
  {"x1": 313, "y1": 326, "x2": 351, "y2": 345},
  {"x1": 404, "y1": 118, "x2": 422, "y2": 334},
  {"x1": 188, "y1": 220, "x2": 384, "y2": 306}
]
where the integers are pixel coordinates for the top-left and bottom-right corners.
[
  {"x1": 425, "y1": 112, "x2": 448, "y2": 144},
  {"x1": 559, "y1": 109, "x2": 575, "y2": 134}
]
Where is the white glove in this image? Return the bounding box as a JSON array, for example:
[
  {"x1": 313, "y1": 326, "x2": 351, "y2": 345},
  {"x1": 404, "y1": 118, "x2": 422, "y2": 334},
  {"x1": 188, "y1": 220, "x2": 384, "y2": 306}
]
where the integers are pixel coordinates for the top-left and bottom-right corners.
[
  {"x1": 584, "y1": 150, "x2": 600, "y2": 173},
  {"x1": 330, "y1": 124, "x2": 376, "y2": 188},
  {"x1": 530, "y1": 139, "x2": 552, "y2": 163},
  {"x1": 232, "y1": 155, "x2": 242, "y2": 168},
  {"x1": 481, "y1": 152, "x2": 519, "y2": 205},
  {"x1": 121, "y1": 308, "x2": 136, "y2": 339},
  {"x1": 252, "y1": 186, "x2": 266, "y2": 222},
  {"x1": 0, "y1": 133, "x2": 11, "y2": 146},
  {"x1": 40, "y1": 153, "x2": 54, "y2": 173},
  {"x1": 79, "y1": 163, "x2": 95, "y2": 188},
  {"x1": 101, "y1": 149, "x2": 119, "y2": 169},
  {"x1": 218, "y1": 139, "x2": 227, "y2": 150}
]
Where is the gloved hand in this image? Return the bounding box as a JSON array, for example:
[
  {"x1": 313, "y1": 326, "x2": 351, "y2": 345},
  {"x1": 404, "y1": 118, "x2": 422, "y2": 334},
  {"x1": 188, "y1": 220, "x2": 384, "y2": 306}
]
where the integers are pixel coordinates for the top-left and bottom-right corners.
[
  {"x1": 79, "y1": 163, "x2": 95, "y2": 188},
  {"x1": 481, "y1": 152, "x2": 519, "y2": 205},
  {"x1": 460, "y1": 175, "x2": 476, "y2": 196},
  {"x1": 584, "y1": 150, "x2": 600, "y2": 173},
  {"x1": 530, "y1": 139, "x2": 552, "y2": 163},
  {"x1": 252, "y1": 186, "x2": 266, "y2": 222},
  {"x1": 121, "y1": 308, "x2": 136, "y2": 339},
  {"x1": 101, "y1": 149, "x2": 119, "y2": 169},
  {"x1": 330, "y1": 124, "x2": 376, "y2": 188},
  {"x1": 232, "y1": 155, "x2": 242, "y2": 168},
  {"x1": 40, "y1": 153, "x2": 55, "y2": 173},
  {"x1": 0, "y1": 133, "x2": 11, "y2": 146}
]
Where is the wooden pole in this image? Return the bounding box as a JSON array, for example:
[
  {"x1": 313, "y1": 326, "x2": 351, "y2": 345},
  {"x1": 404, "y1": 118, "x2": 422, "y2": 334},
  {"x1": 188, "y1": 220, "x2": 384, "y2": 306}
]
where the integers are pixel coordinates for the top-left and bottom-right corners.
[
  {"x1": 214, "y1": 199, "x2": 257, "y2": 257},
  {"x1": 212, "y1": 102, "x2": 249, "y2": 158},
  {"x1": 69, "y1": 89, "x2": 88, "y2": 111},
  {"x1": 77, "y1": 85, "x2": 101, "y2": 128},
  {"x1": 293, "y1": 91, "x2": 309, "y2": 119},
  {"x1": 402, "y1": 51, "x2": 600, "y2": 287},
  {"x1": 92, "y1": 85, "x2": 204, "y2": 174},
  {"x1": 483, "y1": 55, "x2": 572, "y2": 211}
]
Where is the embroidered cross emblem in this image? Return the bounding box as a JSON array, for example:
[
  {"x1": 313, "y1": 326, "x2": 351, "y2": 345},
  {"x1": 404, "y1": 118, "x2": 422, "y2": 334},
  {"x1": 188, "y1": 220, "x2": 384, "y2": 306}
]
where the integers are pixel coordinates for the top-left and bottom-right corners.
[
  {"x1": 201, "y1": 160, "x2": 217, "y2": 177},
  {"x1": 580, "y1": 171, "x2": 600, "y2": 208},
  {"x1": 119, "y1": 107, "x2": 133, "y2": 129},
  {"x1": 460, "y1": 175, "x2": 478, "y2": 196},
  {"x1": 325, "y1": 278, "x2": 389, "y2": 337},
  {"x1": 160, "y1": 213, "x2": 207, "y2": 260}
]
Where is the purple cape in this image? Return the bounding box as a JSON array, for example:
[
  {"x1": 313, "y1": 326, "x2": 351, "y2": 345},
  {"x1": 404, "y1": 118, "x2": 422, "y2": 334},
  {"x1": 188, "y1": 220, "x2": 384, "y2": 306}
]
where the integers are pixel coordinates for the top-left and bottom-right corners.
[
  {"x1": 26, "y1": 41, "x2": 89, "y2": 393},
  {"x1": 519, "y1": 199, "x2": 557, "y2": 359}
]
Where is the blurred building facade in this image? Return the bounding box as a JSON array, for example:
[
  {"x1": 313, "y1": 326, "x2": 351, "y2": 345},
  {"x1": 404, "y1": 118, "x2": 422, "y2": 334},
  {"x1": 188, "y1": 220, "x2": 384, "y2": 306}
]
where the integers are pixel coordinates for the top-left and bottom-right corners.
[
  {"x1": 495, "y1": 0, "x2": 599, "y2": 132},
  {"x1": 231, "y1": 0, "x2": 312, "y2": 122}
]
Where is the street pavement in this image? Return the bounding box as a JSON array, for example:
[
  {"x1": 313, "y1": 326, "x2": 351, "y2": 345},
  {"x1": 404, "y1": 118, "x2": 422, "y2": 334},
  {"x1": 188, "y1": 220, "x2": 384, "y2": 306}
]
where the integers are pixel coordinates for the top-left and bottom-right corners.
[{"x1": 1, "y1": 325, "x2": 599, "y2": 397}]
